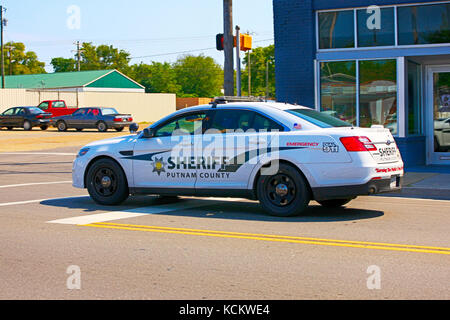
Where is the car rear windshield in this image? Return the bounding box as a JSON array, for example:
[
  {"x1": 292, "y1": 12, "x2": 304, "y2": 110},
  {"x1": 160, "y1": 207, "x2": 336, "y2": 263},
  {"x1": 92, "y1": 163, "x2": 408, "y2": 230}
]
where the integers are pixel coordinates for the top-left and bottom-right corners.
[
  {"x1": 28, "y1": 107, "x2": 45, "y2": 114},
  {"x1": 101, "y1": 108, "x2": 118, "y2": 115},
  {"x1": 286, "y1": 109, "x2": 352, "y2": 128}
]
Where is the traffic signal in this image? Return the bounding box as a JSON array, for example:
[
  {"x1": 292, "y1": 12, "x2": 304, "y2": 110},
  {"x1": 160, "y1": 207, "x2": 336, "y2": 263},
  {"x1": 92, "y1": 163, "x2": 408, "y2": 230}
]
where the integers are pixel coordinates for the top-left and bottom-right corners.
[{"x1": 216, "y1": 34, "x2": 224, "y2": 51}]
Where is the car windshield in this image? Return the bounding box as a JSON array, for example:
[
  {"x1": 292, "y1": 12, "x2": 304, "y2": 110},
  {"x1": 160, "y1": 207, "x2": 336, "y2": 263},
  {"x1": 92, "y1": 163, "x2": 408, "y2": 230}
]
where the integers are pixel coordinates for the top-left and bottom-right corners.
[
  {"x1": 286, "y1": 109, "x2": 352, "y2": 128},
  {"x1": 101, "y1": 108, "x2": 118, "y2": 115},
  {"x1": 28, "y1": 107, "x2": 45, "y2": 114}
]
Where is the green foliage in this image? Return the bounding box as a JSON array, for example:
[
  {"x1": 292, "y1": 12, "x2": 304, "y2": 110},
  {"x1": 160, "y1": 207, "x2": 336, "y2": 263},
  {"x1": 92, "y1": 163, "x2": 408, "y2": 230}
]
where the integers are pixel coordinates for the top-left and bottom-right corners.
[
  {"x1": 173, "y1": 55, "x2": 223, "y2": 97},
  {"x1": 241, "y1": 45, "x2": 275, "y2": 98},
  {"x1": 130, "y1": 62, "x2": 180, "y2": 94},
  {"x1": 4, "y1": 42, "x2": 46, "y2": 75},
  {"x1": 79, "y1": 43, "x2": 131, "y2": 74},
  {"x1": 50, "y1": 57, "x2": 77, "y2": 73}
]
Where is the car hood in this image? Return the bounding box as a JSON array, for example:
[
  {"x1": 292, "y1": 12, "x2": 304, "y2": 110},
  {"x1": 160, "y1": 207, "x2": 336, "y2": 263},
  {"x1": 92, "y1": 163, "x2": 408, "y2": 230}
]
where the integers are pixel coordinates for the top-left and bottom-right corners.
[{"x1": 85, "y1": 134, "x2": 138, "y2": 148}]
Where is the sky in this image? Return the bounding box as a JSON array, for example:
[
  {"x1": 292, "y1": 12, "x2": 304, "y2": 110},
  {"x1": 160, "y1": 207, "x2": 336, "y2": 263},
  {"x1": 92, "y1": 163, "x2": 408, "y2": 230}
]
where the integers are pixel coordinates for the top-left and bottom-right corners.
[{"x1": 0, "y1": 0, "x2": 274, "y2": 72}]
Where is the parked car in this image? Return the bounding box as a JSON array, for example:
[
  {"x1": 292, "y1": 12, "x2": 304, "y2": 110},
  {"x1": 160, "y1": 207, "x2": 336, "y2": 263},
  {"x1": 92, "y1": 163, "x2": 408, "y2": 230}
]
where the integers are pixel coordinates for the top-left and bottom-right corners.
[
  {"x1": 52, "y1": 107, "x2": 133, "y2": 132},
  {"x1": 72, "y1": 98, "x2": 404, "y2": 217},
  {"x1": 37, "y1": 100, "x2": 78, "y2": 117},
  {"x1": 0, "y1": 106, "x2": 53, "y2": 131}
]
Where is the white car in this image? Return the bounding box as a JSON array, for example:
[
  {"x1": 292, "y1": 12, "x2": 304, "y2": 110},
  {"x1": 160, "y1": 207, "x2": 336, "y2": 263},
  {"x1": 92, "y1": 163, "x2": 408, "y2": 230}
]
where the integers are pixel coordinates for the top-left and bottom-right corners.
[{"x1": 72, "y1": 98, "x2": 404, "y2": 217}]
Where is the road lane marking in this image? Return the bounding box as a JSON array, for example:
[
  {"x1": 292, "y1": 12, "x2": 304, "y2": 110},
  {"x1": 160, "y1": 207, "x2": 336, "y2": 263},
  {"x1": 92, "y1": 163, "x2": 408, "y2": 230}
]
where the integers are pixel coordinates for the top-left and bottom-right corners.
[
  {"x1": 47, "y1": 200, "x2": 219, "y2": 225},
  {"x1": 83, "y1": 222, "x2": 450, "y2": 256},
  {"x1": 0, "y1": 196, "x2": 87, "y2": 207},
  {"x1": 0, "y1": 181, "x2": 72, "y2": 189}
]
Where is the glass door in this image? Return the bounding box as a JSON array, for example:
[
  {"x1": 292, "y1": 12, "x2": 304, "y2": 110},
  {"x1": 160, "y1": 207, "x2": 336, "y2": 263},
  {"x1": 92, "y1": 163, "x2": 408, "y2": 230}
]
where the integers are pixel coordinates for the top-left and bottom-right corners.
[{"x1": 427, "y1": 66, "x2": 450, "y2": 164}]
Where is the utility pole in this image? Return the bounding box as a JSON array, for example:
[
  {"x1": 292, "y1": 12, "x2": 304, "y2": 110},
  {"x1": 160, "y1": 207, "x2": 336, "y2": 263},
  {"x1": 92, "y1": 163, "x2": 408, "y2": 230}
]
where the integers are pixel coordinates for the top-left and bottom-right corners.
[
  {"x1": 223, "y1": 0, "x2": 234, "y2": 96},
  {"x1": 247, "y1": 51, "x2": 251, "y2": 96},
  {"x1": 1, "y1": 6, "x2": 5, "y2": 89},
  {"x1": 265, "y1": 60, "x2": 269, "y2": 100},
  {"x1": 76, "y1": 41, "x2": 81, "y2": 71},
  {"x1": 235, "y1": 25, "x2": 241, "y2": 97}
]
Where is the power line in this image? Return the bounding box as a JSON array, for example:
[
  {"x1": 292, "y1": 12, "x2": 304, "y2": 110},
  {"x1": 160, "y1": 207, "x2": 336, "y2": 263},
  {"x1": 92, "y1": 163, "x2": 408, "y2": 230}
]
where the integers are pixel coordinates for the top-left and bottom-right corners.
[{"x1": 129, "y1": 38, "x2": 274, "y2": 60}]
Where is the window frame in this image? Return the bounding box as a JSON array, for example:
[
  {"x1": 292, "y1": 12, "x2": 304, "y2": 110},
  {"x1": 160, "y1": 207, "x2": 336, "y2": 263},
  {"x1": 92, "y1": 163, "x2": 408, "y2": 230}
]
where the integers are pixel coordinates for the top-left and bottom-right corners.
[
  {"x1": 316, "y1": 57, "x2": 401, "y2": 136},
  {"x1": 316, "y1": 1, "x2": 450, "y2": 52}
]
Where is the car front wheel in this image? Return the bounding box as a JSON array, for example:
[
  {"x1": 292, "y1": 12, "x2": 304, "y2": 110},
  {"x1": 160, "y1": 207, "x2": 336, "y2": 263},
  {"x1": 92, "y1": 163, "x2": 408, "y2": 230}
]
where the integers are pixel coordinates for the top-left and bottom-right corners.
[
  {"x1": 256, "y1": 163, "x2": 310, "y2": 217},
  {"x1": 86, "y1": 158, "x2": 129, "y2": 206},
  {"x1": 97, "y1": 121, "x2": 108, "y2": 132}
]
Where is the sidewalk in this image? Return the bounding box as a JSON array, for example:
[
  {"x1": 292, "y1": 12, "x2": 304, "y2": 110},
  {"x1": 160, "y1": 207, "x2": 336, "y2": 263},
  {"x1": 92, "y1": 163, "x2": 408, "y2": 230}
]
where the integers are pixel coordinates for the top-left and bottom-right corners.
[{"x1": 388, "y1": 166, "x2": 450, "y2": 200}]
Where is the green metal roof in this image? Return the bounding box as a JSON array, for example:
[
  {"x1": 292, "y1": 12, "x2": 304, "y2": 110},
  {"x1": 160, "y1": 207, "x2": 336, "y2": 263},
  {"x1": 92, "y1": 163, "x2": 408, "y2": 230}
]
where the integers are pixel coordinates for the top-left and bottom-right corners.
[{"x1": 4, "y1": 69, "x2": 144, "y2": 90}]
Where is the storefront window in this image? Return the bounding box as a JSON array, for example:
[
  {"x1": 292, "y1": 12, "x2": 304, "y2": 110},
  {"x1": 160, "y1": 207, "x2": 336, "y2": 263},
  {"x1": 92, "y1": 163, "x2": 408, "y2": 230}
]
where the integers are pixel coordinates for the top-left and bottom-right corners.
[
  {"x1": 398, "y1": 3, "x2": 450, "y2": 45},
  {"x1": 359, "y1": 60, "x2": 397, "y2": 134},
  {"x1": 357, "y1": 7, "x2": 395, "y2": 47},
  {"x1": 318, "y1": 10, "x2": 355, "y2": 49},
  {"x1": 408, "y1": 61, "x2": 422, "y2": 135},
  {"x1": 320, "y1": 61, "x2": 357, "y2": 125}
]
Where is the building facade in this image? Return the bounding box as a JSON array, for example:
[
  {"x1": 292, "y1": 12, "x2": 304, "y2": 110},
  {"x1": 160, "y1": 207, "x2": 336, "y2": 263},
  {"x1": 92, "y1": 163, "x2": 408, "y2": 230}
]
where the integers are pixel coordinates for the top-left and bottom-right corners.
[{"x1": 273, "y1": 0, "x2": 450, "y2": 167}]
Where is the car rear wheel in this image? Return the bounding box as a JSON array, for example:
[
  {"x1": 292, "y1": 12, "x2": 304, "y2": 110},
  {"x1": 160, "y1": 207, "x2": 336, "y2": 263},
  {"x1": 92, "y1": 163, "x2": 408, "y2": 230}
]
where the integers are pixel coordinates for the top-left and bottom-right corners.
[
  {"x1": 97, "y1": 121, "x2": 108, "y2": 132},
  {"x1": 57, "y1": 121, "x2": 67, "y2": 132},
  {"x1": 76, "y1": 128, "x2": 83, "y2": 132},
  {"x1": 115, "y1": 127, "x2": 124, "y2": 132},
  {"x1": 7, "y1": 127, "x2": 13, "y2": 130},
  {"x1": 256, "y1": 163, "x2": 310, "y2": 217},
  {"x1": 317, "y1": 198, "x2": 354, "y2": 208},
  {"x1": 23, "y1": 120, "x2": 32, "y2": 131},
  {"x1": 40, "y1": 125, "x2": 48, "y2": 131},
  {"x1": 86, "y1": 158, "x2": 129, "y2": 206}
]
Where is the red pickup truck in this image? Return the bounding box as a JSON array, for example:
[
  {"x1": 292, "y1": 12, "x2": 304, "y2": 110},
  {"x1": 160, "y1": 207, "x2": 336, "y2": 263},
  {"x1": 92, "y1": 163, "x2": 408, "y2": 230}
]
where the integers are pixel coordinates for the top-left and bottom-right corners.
[{"x1": 37, "y1": 100, "x2": 78, "y2": 117}]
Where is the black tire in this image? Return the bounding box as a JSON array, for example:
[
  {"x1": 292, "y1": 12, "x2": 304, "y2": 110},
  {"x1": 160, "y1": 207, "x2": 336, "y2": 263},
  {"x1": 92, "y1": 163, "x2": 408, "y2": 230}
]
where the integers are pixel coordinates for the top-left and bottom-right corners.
[
  {"x1": 434, "y1": 136, "x2": 441, "y2": 152},
  {"x1": 115, "y1": 127, "x2": 125, "y2": 132},
  {"x1": 23, "y1": 120, "x2": 32, "y2": 131},
  {"x1": 76, "y1": 128, "x2": 83, "y2": 132},
  {"x1": 256, "y1": 163, "x2": 310, "y2": 217},
  {"x1": 57, "y1": 121, "x2": 67, "y2": 132},
  {"x1": 317, "y1": 198, "x2": 354, "y2": 208},
  {"x1": 97, "y1": 121, "x2": 108, "y2": 132},
  {"x1": 86, "y1": 158, "x2": 129, "y2": 206},
  {"x1": 40, "y1": 125, "x2": 48, "y2": 131},
  {"x1": 7, "y1": 127, "x2": 13, "y2": 131}
]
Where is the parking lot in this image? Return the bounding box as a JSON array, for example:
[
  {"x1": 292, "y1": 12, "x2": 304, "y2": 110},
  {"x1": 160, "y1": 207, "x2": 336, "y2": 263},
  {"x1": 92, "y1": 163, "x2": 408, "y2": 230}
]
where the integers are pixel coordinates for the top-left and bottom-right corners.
[{"x1": 0, "y1": 130, "x2": 449, "y2": 300}]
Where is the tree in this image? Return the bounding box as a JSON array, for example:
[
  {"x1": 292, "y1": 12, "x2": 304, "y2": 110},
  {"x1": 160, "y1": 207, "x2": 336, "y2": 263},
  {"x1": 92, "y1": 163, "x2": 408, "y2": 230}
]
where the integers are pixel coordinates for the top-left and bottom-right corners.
[
  {"x1": 80, "y1": 43, "x2": 131, "y2": 73},
  {"x1": 173, "y1": 54, "x2": 223, "y2": 98},
  {"x1": 241, "y1": 45, "x2": 275, "y2": 98},
  {"x1": 51, "y1": 43, "x2": 131, "y2": 73},
  {"x1": 50, "y1": 57, "x2": 77, "y2": 73},
  {"x1": 130, "y1": 62, "x2": 181, "y2": 94},
  {"x1": 4, "y1": 42, "x2": 46, "y2": 75}
]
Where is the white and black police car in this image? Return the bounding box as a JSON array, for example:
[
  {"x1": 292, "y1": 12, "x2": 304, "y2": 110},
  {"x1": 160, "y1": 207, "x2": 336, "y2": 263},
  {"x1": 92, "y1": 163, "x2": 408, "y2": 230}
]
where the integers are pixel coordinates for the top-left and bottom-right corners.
[{"x1": 72, "y1": 97, "x2": 404, "y2": 217}]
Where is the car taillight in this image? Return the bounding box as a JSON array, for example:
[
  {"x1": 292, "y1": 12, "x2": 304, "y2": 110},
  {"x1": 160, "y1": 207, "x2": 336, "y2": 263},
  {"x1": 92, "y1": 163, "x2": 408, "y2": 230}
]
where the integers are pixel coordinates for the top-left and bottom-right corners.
[
  {"x1": 36, "y1": 115, "x2": 43, "y2": 119},
  {"x1": 114, "y1": 117, "x2": 122, "y2": 122},
  {"x1": 128, "y1": 117, "x2": 133, "y2": 122},
  {"x1": 340, "y1": 136, "x2": 377, "y2": 152}
]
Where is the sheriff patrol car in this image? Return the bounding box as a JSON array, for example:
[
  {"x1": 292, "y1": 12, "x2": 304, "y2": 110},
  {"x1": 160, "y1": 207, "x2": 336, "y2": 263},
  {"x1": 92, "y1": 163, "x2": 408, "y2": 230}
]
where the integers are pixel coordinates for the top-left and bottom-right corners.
[{"x1": 72, "y1": 97, "x2": 404, "y2": 217}]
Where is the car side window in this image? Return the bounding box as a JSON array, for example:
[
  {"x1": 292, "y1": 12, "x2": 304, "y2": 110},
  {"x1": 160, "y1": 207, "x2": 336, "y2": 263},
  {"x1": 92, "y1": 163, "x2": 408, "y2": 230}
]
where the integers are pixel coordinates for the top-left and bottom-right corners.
[
  {"x1": 73, "y1": 109, "x2": 86, "y2": 116},
  {"x1": 16, "y1": 108, "x2": 26, "y2": 116},
  {"x1": 253, "y1": 113, "x2": 284, "y2": 132},
  {"x1": 53, "y1": 101, "x2": 65, "y2": 108},
  {"x1": 208, "y1": 110, "x2": 254, "y2": 133},
  {"x1": 38, "y1": 102, "x2": 49, "y2": 110},
  {"x1": 155, "y1": 113, "x2": 207, "y2": 137},
  {"x1": 2, "y1": 108, "x2": 16, "y2": 116}
]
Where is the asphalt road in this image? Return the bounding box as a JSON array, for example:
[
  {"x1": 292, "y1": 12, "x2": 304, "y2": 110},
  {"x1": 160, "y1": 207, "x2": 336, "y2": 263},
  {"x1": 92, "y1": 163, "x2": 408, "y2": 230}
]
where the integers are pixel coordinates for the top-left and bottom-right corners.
[{"x1": 0, "y1": 148, "x2": 449, "y2": 300}]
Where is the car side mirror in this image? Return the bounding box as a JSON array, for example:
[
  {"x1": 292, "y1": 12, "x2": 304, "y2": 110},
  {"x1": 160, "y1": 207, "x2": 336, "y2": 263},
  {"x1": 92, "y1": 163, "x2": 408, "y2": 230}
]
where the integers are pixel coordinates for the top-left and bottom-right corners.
[
  {"x1": 129, "y1": 123, "x2": 139, "y2": 133},
  {"x1": 142, "y1": 128, "x2": 155, "y2": 138}
]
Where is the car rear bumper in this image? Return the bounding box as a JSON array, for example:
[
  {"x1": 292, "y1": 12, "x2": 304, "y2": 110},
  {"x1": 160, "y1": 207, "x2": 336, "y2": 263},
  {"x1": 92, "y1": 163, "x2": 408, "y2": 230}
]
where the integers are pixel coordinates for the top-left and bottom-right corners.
[{"x1": 311, "y1": 176, "x2": 403, "y2": 201}]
